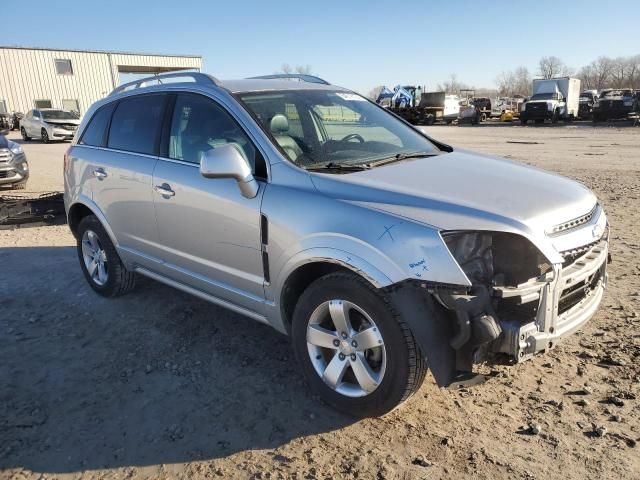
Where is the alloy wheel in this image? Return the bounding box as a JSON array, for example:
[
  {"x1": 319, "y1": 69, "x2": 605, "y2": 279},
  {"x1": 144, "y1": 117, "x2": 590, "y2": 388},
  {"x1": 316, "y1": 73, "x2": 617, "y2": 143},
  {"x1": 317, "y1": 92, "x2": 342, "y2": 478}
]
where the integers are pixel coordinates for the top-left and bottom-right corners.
[
  {"x1": 81, "y1": 229, "x2": 108, "y2": 286},
  {"x1": 306, "y1": 299, "x2": 386, "y2": 398}
]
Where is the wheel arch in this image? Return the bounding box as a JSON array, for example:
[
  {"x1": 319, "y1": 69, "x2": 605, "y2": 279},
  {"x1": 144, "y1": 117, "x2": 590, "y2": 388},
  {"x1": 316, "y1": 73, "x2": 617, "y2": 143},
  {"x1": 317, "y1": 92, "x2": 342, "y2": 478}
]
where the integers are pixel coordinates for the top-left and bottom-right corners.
[
  {"x1": 67, "y1": 199, "x2": 118, "y2": 247},
  {"x1": 276, "y1": 249, "x2": 395, "y2": 334}
]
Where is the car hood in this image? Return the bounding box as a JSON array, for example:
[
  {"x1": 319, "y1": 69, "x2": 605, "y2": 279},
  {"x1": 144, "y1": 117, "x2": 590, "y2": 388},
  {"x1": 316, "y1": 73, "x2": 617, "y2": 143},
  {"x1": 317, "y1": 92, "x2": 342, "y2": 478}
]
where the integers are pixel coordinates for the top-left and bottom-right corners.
[
  {"x1": 44, "y1": 119, "x2": 81, "y2": 126},
  {"x1": 310, "y1": 150, "x2": 597, "y2": 238}
]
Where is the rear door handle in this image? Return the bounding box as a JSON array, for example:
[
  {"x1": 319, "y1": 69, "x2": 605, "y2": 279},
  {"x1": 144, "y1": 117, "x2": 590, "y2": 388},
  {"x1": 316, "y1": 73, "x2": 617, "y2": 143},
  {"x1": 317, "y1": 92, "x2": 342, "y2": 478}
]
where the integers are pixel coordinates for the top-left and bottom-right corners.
[
  {"x1": 154, "y1": 183, "x2": 175, "y2": 197},
  {"x1": 93, "y1": 167, "x2": 107, "y2": 180}
]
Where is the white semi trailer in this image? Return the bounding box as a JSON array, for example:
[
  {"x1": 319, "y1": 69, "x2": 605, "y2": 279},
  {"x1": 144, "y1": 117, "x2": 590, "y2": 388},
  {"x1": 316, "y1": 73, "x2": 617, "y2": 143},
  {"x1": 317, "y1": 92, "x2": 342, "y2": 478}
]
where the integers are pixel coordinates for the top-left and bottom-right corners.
[{"x1": 520, "y1": 77, "x2": 581, "y2": 124}]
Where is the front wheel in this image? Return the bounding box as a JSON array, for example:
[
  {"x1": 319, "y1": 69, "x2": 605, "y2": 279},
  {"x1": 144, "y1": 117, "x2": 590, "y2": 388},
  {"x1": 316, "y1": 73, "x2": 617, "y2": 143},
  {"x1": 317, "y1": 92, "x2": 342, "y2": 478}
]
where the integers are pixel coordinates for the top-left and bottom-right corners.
[
  {"x1": 41, "y1": 128, "x2": 50, "y2": 144},
  {"x1": 76, "y1": 215, "x2": 136, "y2": 297},
  {"x1": 21, "y1": 127, "x2": 30, "y2": 140},
  {"x1": 291, "y1": 272, "x2": 427, "y2": 417},
  {"x1": 520, "y1": 118, "x2": 528, "y2": 125},
  {"x1": 551, "y1": 110, "x2": 559, "y2": 124}
]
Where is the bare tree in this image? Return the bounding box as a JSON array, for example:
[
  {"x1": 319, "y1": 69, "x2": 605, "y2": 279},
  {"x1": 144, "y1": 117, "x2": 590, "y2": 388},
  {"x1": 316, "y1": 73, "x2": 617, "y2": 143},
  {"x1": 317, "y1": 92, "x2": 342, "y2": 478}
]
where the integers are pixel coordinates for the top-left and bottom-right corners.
[
  {"x1": 538, "y1": 56, "x2": 571, "y2": 79},
  {"x1": 610, "y1": 57, "x2": 629, "y2": 88},
  {"x1": 277, "y1": 64, "x2": 313, "y2": 75},
  {"x1": 590, "y1": 56, "x2": 614, "y2": 89},
  {"x1": 496, "y1": 66, "x2": 531, "y2": 96},
  {"x1": 295, "y1": 65, "x2": 313, "y2": 75},
  {"x1": 495, "y1": 71, "x2": 516, "y2": 96},
  {"x1": 577, "y1": 65, "x2": 596, "y2": 89},
  {"x1": 437, "y1": 74, "x2": 469, "y2": 93},
  {"x1": 626, "y1": 55, "x2": 640, "y2": 89}
]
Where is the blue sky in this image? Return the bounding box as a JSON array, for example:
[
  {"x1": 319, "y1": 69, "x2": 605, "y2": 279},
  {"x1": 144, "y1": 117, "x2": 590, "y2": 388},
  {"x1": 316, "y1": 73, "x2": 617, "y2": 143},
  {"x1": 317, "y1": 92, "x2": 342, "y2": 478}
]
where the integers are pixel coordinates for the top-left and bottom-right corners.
[{"x1": 5, "y1": 0, "x2": 640, "y2": 94}]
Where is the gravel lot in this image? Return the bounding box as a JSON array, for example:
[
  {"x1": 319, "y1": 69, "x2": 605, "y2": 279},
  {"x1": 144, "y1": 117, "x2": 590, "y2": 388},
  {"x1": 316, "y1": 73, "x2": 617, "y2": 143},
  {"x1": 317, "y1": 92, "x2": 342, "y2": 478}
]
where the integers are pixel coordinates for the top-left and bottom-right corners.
[{"x1": 1, "y1": 122, "x2": 639, "y2": 480}]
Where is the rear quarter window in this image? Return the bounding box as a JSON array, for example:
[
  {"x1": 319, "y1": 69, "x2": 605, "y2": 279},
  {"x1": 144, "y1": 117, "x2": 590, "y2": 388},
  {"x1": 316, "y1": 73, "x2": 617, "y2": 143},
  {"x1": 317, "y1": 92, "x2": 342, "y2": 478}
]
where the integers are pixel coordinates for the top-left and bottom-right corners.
[
  {"x1": 79, "y1": 103, "x2": 116, "y2": 147},
  {"x1": 107, "y1": 94, "x2": 166, "y2": 155}
]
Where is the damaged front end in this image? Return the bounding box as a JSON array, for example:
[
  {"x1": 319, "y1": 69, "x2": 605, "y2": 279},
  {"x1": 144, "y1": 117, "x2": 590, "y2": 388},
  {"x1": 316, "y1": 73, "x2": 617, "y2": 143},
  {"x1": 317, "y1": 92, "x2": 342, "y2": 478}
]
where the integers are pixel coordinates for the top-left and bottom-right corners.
[{"x1": 390, "y1": 221, "x2": 609, "y2": 388}]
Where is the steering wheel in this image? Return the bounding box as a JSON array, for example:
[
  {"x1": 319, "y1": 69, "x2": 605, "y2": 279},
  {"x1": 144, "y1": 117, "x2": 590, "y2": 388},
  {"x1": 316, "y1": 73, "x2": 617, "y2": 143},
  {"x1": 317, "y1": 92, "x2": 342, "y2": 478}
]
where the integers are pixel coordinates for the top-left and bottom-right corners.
[{"x1": 340, "y1": 133, "x2": 365, "y2": 143}]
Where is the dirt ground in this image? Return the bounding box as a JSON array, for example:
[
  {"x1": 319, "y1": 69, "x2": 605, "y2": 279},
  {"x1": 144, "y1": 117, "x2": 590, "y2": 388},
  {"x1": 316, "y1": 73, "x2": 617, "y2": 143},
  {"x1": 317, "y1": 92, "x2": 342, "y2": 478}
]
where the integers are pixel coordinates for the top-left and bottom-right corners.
[{"x1": 1, "y1": 122, "x2": 639, "y2": 480}]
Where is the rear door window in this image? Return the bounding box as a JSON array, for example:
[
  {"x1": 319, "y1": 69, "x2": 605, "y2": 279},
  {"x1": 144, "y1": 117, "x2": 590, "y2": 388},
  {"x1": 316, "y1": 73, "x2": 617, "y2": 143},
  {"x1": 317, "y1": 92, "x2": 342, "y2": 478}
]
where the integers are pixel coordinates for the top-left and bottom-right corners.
[
  {"x1": 107, "y1": 94, "x2": 166, "y2": 155},
  {"x1": 80, "y1": 103, "x2": 116, "y2": 147}
]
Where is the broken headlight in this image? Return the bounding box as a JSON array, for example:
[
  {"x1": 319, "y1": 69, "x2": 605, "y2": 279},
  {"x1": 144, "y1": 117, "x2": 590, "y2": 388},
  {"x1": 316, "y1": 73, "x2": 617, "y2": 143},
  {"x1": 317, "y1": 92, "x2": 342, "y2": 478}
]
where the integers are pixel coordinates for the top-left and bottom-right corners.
[{"x1": 442, "y1": 231, "x2": 552, "y2": 287}]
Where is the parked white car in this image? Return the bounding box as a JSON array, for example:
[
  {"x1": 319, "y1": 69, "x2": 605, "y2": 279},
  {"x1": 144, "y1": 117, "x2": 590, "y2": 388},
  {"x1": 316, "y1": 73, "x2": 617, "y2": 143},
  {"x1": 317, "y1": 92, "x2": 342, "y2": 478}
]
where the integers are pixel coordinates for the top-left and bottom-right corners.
[{"x1": 20, "y1": 108, "x2": 81, "y2": 143}]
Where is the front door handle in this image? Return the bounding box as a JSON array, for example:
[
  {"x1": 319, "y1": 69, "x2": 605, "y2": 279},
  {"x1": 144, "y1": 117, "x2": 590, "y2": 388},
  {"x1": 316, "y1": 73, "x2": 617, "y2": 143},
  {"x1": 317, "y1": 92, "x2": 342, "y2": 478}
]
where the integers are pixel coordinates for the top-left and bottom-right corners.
[
  {"x1": 93, "y1": 167, "x2": 107, "y2": 180},
  {"x1": 154, "y1": 183, "x2": 175, "y2": 197}
]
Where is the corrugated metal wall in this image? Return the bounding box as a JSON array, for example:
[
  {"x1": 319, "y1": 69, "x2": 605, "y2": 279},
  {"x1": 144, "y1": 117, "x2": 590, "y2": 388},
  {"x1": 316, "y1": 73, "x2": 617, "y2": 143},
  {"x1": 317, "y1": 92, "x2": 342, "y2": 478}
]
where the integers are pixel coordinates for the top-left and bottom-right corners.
[{"x1": 0, "y1": 47, "x2": 202, "y2": 115}]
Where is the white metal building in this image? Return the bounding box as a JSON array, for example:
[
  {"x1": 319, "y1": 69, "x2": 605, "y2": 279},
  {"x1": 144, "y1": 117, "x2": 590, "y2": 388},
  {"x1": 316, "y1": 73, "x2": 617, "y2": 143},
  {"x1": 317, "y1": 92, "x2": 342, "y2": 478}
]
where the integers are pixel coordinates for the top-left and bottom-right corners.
[{"x1": 0, "y1": 46, "x2": 202, "y2": 115}]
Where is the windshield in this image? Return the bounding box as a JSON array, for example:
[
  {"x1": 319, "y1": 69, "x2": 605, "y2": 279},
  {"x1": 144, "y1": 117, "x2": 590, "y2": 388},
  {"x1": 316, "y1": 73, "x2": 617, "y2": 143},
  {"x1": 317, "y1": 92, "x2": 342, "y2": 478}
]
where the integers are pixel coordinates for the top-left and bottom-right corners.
[
  {"x1": 237, "y1": 90, "x2": 440, "y2": 169},
  {"x1": 41, "y1": 110, "x2": 78, "y2": 120},
  {"x1": 531, "y1": 92, "x2": 557, "y2": 100}
]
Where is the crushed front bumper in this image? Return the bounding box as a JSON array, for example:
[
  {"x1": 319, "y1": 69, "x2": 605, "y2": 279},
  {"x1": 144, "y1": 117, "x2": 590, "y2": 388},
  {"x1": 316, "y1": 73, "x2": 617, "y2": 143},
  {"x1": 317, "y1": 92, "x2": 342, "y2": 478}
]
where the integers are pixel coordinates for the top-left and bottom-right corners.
[{"x1": 495, "y1": 239, "x2": 608, "y2": 361}]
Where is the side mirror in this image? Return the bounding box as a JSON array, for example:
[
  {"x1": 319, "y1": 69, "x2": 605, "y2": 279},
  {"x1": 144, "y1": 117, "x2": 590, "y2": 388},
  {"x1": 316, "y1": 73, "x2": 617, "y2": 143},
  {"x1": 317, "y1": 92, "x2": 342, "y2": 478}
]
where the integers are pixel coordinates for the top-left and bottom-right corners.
[{"x1": 200, "y1": 144, "x2": 259, "y2": 199}]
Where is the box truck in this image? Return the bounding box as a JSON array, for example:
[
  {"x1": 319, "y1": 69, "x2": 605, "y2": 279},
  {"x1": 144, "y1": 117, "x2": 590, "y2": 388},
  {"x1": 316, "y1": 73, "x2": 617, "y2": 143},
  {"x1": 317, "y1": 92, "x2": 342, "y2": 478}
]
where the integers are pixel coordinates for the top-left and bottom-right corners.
[{"x1": 520, "y1": 77, "x2": 581, "y2": 124}]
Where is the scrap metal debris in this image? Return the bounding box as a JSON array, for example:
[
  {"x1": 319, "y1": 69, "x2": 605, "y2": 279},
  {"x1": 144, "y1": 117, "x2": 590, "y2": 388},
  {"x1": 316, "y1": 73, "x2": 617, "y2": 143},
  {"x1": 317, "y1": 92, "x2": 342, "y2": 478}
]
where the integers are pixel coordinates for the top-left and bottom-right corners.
[{"x1": 0, "y1": 192, "x2": 66, "y2": 229}]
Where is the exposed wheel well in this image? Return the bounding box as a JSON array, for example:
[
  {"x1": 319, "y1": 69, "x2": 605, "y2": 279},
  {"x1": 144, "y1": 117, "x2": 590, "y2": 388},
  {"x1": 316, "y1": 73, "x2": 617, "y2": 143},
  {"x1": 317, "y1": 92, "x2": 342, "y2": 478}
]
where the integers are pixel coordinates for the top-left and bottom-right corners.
[
  {"x1": 68, "y1": 203, "x2": 94, "y2": 238},
  {"x1": 280, "y1": 262, "x2": 364, "y2": 333}
]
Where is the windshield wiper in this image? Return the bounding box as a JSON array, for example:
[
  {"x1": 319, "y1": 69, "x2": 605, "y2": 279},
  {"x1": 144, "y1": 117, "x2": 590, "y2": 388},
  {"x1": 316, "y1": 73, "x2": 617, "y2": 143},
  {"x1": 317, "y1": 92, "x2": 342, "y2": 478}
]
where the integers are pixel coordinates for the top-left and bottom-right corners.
[
  {"x1": 367, "y1": 151, "x2": 440, "y2": 168},
  {"x1": 305, "y1": 162, "x2": 371, "y2": 172}
]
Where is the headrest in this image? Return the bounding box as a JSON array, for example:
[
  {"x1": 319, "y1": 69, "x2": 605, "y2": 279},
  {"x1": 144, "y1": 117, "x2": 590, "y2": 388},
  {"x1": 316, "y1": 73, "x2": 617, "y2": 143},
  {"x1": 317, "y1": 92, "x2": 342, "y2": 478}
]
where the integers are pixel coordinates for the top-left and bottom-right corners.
[{"x1": 270, "y1": 114, "x2": 289, "y2": 134}]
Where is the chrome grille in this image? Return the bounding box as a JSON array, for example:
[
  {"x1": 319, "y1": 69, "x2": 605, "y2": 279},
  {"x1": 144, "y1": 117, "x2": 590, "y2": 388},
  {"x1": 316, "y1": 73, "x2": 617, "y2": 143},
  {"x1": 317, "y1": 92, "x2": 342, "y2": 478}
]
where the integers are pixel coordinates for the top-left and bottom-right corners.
[
  {"x1": 548, "y1": 204, "x2": 598, "y2": 236},
  {"x1": 0, "y1": 148, "x2": 10, "y2": 164}
]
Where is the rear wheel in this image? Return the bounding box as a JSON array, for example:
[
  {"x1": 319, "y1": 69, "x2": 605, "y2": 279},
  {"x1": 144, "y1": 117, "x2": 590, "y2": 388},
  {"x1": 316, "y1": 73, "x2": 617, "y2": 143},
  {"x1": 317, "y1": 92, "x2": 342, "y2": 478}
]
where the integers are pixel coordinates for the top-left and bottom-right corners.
[
  {"x1": 76, "y1": 215, "x2": 136, "y2": 297},
  {"x1": 20, "y1": 127, "x2": 30, "y2": 140},
  {"x1": 41, "y1": 128, "x2": 50, "y2": 144},
  {"x1": 291, "y1": 272, "x2": 427, "y2": 417}
]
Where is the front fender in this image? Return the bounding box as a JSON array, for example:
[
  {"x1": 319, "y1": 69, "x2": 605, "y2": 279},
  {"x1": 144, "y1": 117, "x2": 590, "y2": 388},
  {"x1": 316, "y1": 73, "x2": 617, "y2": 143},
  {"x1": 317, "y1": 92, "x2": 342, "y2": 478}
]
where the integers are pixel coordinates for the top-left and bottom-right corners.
[
  {"x1": 270, "y1": 222, "x2": 472, "y2": 301},
  {"x1": 274, "y1": 246, "x2": 395, "y2": 292}
]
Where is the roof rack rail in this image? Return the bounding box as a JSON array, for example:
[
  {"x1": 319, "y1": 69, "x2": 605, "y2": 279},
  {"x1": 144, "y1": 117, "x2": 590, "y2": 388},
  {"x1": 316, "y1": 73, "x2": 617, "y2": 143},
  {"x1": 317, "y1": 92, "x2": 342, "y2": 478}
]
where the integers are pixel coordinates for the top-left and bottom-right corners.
[
  {"x1": 247, "y1": 74, "x2": 330, "y2": 85},
  {"x1": 110, "y1": 71, "x2": 223, "y2": 96}
]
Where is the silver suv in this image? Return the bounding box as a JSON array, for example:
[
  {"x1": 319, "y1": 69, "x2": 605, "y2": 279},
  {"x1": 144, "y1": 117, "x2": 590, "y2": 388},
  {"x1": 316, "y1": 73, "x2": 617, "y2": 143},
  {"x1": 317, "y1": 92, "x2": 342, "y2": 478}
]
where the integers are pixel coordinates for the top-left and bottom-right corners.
[{"x1": 64, "y1": 72, "x2": 609, "y2": 417}]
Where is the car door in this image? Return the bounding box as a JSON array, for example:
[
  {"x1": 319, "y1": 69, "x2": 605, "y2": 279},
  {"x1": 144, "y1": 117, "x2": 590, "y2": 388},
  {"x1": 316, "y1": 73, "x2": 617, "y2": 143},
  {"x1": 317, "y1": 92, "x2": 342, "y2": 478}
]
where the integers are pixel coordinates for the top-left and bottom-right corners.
[
  {"x1": 33, "y1": 110, "x2": 45, "y2": 136},
  {"x1": 78, "y1": 94, "x2": 166, "y2": 267},
  {"x1": 24, "y1": 110, "x2": 37, "y2": 136},
  {"x1": 151, "y1": 92, "x2": 266, "y2": 313},
  {"x1": 20, "y1": 110, "x2": 31, "y2": 133}
]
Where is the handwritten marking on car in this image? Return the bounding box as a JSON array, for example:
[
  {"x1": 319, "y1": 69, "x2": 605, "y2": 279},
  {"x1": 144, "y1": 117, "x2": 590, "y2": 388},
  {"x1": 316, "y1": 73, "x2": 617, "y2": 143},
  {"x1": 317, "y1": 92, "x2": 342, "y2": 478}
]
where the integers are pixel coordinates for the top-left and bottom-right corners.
[{"x1": 377, "y1": 222, "x2": 403, "y2": 242}]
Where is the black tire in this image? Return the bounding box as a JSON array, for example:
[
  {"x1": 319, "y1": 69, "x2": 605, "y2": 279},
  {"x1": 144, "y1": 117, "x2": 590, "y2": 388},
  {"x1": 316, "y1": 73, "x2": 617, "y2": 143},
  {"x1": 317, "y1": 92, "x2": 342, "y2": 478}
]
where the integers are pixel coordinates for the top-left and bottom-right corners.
[
  {"x1": 592, "y1": 114, "x2": 601, "y2": 123},
  {"x1": 535, "y1": 119, "x2": 544, "y2": 124},
  {"x1": 551, "y1": 110, "x2": 559, "y2": 124},
  {"x1": 21, "y1": 127, "x2": 30, "y2": 140},
  {"x1": 520, "y1": 118, "x2": 528, "y2": 125},
  {"x1": 291, "y1": 272, "x2": 427, "y2": 417},
  {"x1": 41, "y1": 128, "x2": 50, "y2": 144},
  {"x1": 76, "y1": 215, "x2": 136, "y2": 297}
]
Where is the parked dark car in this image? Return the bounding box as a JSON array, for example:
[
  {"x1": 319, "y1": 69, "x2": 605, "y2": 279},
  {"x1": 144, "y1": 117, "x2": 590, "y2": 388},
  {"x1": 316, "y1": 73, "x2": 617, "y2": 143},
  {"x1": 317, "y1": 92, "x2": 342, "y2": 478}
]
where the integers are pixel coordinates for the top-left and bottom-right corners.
[
  {"x1": 593, "y1": 89, "x2": 638, "y2": 122},
  {"x1": 0, "y1": 111, "x2": 24, "y2": 131},
  {"x1": 578, "y1": 91, "x2": 598, "y2": 120},
  {"x1": 472, "y1": 97, "x2": 492, "y2": 120}
]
